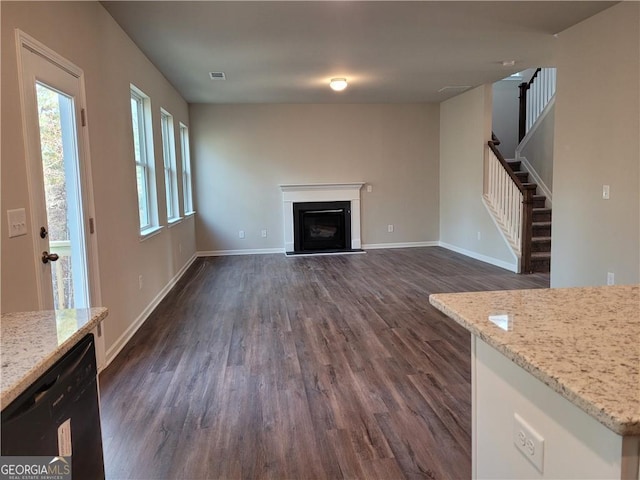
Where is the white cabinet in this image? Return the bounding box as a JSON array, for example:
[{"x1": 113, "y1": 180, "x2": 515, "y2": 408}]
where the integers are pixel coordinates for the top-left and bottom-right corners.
[
  {"x1": 472, "y1": 337, "x2": 639, "y2": 479},
  {"x1": 91, "y1": 320, "x2": 106, "y2": 372}
]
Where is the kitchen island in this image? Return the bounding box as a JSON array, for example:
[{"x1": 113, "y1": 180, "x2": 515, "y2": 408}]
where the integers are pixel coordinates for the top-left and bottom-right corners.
[
  {"x1": 1, "y1": 307, "x2": 108, "y2": 409},
  {"x1": 430, "y1": 285, "x2": 639, "y2": 479}
]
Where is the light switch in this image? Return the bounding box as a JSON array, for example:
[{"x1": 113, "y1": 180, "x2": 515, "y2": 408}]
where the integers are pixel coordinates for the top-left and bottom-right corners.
[
  {"x1": 7, "y1": 208, "x2": 27, "y2": 238},
  {"x1": 602, "y1": 185, "x2": 610, "y2": 200},
  {"x1": 366, "y1": 184, "x2": 372, "y2": 193}
]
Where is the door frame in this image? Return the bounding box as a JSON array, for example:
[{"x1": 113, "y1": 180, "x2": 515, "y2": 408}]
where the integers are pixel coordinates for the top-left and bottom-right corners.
[{"x1": 15, "y1": 29, "x2": 102, "y2": 310}]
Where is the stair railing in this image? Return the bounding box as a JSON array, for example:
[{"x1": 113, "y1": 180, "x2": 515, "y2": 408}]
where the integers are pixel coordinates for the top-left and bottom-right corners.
[
  {"x1": 485, "y1": 134, "x2": 536, "y2": 273},
  {"x1": 518, "y1": 68, "x2": 557, "y2": 142}
]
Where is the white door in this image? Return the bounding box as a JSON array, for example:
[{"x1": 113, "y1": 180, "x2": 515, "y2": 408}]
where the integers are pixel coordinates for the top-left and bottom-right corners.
[{"x1": 17, "y1": 33, "x2": 100, "y2": 311}]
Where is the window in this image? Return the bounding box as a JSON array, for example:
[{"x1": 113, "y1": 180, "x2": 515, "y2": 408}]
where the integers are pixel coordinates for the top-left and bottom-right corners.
[
  {"x1": 130, "y1": 85, "x2": 159, "y2": 235},
  {"x1": 180, "y1": 123, "x2": 194, "y2": 214},
  {"x1": 161, "y1": 110, "x2": 179, "y2": 222}
]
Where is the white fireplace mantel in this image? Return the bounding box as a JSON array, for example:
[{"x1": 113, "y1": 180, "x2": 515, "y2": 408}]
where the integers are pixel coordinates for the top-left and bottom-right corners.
[{"x1": 280, "y1": 183, "x2": 365, "y2": 253}]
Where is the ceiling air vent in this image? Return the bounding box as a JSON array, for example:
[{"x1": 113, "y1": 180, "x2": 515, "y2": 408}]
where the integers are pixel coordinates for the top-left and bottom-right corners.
[
  {"x1": 438, "y1": 85, "x2": 471, "y2": 93},
  {"x1": 209, "y1": 72, "x2": 226, "y2": 80}
]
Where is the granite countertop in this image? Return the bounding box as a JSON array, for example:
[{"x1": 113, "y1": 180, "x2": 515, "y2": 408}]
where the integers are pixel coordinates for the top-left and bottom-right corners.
[
  {"x1": 1, "y1": 307, "x2": 108, "y2": 409},
  {"x1": 429, "y1": 285, "x2": 640, "y2": 436}
]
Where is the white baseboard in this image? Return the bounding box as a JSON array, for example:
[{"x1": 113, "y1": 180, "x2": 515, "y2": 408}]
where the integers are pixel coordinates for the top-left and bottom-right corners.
[
  {"x1": 362, "y1": 241, "x2": 439, "y2": 250},
  {"x1": 198, "y1": 248, "x2": 285, "y2": 257},
  {"x1": 199, "y1": 243, "x2": 439, "y2": 256},
  {"x1": 104, "y1": 253, "x2": 198, "y2": 367},
  {"x1": 438, "y1": 241, "x2": 518, "y2": 273}
]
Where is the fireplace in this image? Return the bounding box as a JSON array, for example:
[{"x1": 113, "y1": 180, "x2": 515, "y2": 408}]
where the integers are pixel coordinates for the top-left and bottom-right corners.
[
  {"x1": 280, "y1": 183, "x2": 364, "y2": 254},
  {"x1": 293, "y1": 201, "x2": 351, "y2": 252}
]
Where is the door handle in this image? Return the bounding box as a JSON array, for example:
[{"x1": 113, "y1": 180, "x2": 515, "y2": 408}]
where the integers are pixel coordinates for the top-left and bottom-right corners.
[{"x1": 41, "y1": 251, "x2": 60, "y2": 264}]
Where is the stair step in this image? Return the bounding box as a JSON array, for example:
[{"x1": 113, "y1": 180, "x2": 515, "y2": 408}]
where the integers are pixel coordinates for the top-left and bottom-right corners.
[
  {"x1": 531, "y1": 252, "x2": 551, "y2": 260},
  {"x1": 522, "y1": 182, "x2": 538, "y2": 189},
  {"x1": 532, "y1": 221, "x2": 552, "y2": 237},
  {"x1": 507, "y1": 160, "x2": 521, "y2": 171},
  {"x1": 515, "y1": 171, "x2": 529, "y2": 182},
  {"x1": 530, "y1": 252, "x2": 551, "y2": 273},
  {"x1": 531, "y1": 236, "x2": 552, "y2": 252},
  {"x1": 532, "y1": 207, "x2": 552, "y2": 222},
  {"x1": 532, "y1": 195, "x2": 546, "y2": 208}
]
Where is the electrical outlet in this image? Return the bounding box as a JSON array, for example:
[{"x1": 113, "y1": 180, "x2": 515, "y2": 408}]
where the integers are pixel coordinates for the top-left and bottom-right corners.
[
  {"x1": 607, "y1": 272, "x2": 615, "y2": 285},
  {"x1": 602, "y1": 184, "x2": 610, "y2": 200},
  {"x1": 138, "y1": 275, "x2": 143, "y2": 290},
  {"x1": 477, "y1": 231, "x2": 482, "y2": 240},
  {"x1": 239, "y1": 230, "x2": 245, "y2": 239},
  {"x1": 513, "y1": 413, "x2": 544, "y2": 473},
  {"x1": 261, "y1": 229, "x2": 267, "y2": 238},
  {"x1": 387, "y1": 224, "x2": 394, "y2": 233}
]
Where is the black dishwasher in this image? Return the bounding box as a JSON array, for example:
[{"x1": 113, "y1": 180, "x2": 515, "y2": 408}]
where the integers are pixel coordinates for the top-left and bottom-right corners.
[{"x1": 1, "y1": 333, "x2": 105, "y2": 479}]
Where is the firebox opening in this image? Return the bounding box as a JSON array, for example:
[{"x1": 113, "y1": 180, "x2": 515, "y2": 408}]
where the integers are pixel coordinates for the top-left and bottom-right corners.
[{"x1": 293, "y1": 201, "x2": 352, "y2": 253}]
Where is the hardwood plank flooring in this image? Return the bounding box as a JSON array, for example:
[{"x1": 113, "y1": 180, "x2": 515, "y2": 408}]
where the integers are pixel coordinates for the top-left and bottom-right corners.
[{"x1": 99, "y1": 247, "x2": 549, "y2": 479}]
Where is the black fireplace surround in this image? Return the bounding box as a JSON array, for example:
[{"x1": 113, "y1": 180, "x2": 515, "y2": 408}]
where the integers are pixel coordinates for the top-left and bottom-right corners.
[{"x1": 293, "y1": 201, "x2": 351, "y2": 253}]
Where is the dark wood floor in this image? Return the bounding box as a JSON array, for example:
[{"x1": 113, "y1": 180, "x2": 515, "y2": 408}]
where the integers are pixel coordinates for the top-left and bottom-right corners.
[{"x1": 99, "y1": 247, "x2": 549, "y2": 480}]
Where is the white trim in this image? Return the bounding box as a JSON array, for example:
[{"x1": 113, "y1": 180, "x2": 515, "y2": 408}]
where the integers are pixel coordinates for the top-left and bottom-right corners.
[
  {"x1": 198, "y1": 248, "x2": 285, "y2": 257},
  {"x1": 104, "y1": 253, "x2": 197, "y2": 367},
  {"x1": 280, "y1": 182, "x2": 366, "y2": 192},
  {"x1": 362, "y1": 241, "x2": 439, "y2": 250},
  {"x1": 471, "y1": 335, "x2": 478, "y2": 480},
  {"x1": 438, "y1": 241, "x2": 518, "y2": 273},
  {"x1": 280, "y1": 182, "x2": 364, "y2": 252},
  {"x1": 167, "y1": 217, "x2": 183, "y2": 228},
  {"x1": 198, "y1": 243, "x2": 441, "y2": 256},
  {"x1": 139, "y1": 225, "x2": 164, "y2": 241},
  {"x1": 15, "y1": 29, "x2": 103, "y2": 309},
  {"x1": 518, "y1": 156, "x2": 552, "y2": 207}
]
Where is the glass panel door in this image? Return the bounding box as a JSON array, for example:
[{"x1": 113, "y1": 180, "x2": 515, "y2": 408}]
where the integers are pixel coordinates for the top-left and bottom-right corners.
[{"x1": 35, "y1": 82, "x2": 89, "y2": 309}]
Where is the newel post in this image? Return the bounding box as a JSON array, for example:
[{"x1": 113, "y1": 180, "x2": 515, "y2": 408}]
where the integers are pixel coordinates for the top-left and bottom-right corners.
[
  {"x1": 518, "y1": 82, "x2": 528, "y2": 143},
  {"x1": 521, "y1": 187, "x2": 535, "y2": 273}
]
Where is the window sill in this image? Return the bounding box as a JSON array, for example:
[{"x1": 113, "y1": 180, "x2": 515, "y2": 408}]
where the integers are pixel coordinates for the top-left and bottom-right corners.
[
  {"x1": 168, "y1": 217, "x2": 183, "y2": 228},
  {"x1": 184, "y1": 211, "x2": 196, "y2": 218},
  {"x1": 139, "y1": 225, "x2": 164, "y2": 242}
]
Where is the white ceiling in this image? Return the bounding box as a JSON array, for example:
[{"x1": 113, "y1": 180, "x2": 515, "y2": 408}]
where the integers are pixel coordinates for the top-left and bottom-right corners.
[{"x1": 102, "y1": 1, "x2": 616, "y2": 104}]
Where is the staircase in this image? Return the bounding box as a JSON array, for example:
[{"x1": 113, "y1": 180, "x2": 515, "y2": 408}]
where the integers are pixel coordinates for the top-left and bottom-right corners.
[
  {"x1": 506, "y1": 159, "x2": 551, "y2": 273},
  {"x1": 484, "y1": 67, "x2": 555, "y2": 274}
]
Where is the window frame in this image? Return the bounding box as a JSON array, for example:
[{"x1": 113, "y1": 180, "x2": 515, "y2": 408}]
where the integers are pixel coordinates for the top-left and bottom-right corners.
[
  {"x1": 130, "y1": 84, "x2": 161, "y2": 238},
  {"x1": 160, "y1": 109, "x2": 180, "y2": 224},
  {"x1": 179, "y1": 123, "x2": 195, "y2": 216}
]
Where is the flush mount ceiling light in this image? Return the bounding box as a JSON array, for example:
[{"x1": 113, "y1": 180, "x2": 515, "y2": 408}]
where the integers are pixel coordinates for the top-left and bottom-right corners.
[
  {"x1": 501, "y1": 60, "x2": 516, "y2": 67},
  {"x1": 329, "y1": 78, "x2": 348, "y2": 92}
]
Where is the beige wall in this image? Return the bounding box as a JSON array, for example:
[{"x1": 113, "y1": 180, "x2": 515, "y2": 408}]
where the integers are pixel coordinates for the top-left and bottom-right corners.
[
  {"x1": 492, "y1": 79, "x2": 520, "y2": 159},
  {"x1": 190, "y1": 104, "x2": 440, "y2": 252},
  {"x1": 440, "y1": 85, "x2": 517, "y2": 270},
  {"x1": 1, "y1": 2, "x2": 196, "y2": 355},
  {"x1": 551, "y1": 2, "x2": 640, "y2": 287},
  {"x1": 520, "y1": 103, "x2": 555, "y2": 194}
]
